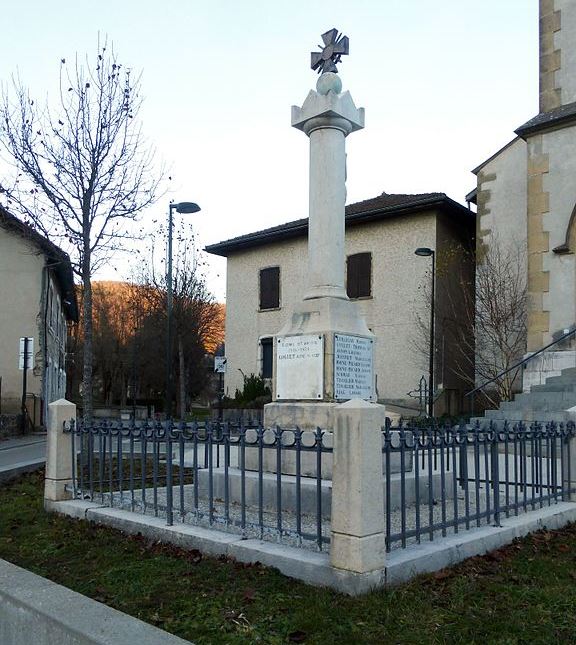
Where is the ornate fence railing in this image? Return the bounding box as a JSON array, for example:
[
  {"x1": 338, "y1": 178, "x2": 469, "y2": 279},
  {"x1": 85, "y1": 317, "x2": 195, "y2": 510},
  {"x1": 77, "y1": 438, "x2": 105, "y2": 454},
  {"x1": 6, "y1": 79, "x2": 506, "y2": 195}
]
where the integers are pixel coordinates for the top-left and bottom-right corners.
[
  {"x1": 65, "y1": 420, "x2": 331, "y2": 550},
  {"x1": 65, "y1": 418, "x2": 576, "y2": 553},
  {"x1": 383, "y1": 420, "x2": 576, "y2": 551}
]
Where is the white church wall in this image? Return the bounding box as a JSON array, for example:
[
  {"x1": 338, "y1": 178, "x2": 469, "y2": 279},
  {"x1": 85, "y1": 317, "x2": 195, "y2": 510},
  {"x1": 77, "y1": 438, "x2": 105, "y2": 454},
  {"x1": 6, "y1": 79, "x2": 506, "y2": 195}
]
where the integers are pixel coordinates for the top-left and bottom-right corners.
[
  {"x1": 542, "y1": 124, "x2": 576, "y2": 334},
  {"x1": 477, "y1": 137, "x2": 528, "y2": 259}
]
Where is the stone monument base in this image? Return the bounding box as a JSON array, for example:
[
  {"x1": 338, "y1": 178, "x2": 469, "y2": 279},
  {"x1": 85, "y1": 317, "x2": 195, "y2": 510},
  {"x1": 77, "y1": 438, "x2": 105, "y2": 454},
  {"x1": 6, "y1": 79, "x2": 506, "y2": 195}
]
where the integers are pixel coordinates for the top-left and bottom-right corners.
[
  {"x1": 264, "y1": 401, "x2": 341, "y2": 430},
  {"x1": 244, "y1": 400, "x2": 412, "y2": 478}
]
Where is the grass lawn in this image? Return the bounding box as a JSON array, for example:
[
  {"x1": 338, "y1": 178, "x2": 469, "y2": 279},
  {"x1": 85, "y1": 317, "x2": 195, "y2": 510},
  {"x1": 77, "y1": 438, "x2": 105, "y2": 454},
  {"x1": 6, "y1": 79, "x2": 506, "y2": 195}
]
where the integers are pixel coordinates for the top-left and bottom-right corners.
[{"x1": 2, "y1": 471, "x2": 576, "y2": 644}]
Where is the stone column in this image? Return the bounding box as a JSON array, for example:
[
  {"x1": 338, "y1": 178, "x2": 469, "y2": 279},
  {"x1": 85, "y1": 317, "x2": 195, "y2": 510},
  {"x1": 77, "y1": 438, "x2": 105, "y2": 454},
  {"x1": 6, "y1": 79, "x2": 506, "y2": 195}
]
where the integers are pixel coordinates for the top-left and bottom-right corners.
[
  {"x1": 330, "y1": 399, "x2": 386, "y2": 573},
  {"x1": 265, "y1": 73, "x2": 371, "y2": 414},
  {"x1": 44, "y1": 398, "x2": 76, "y2": 502},
  {"x1": 305, "y1": 119, "x2": 348, "y2": 299},
  {"x1": 292, "y1": 72, "x2": 364, "y2": 301}
]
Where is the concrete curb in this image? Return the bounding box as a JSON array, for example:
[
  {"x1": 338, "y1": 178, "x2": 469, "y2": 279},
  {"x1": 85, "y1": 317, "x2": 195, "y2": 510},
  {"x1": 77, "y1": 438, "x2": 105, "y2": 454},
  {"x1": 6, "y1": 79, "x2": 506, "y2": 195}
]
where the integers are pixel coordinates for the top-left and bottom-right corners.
[
  {"x1": 384, "y1": 502, "x2": 576, "y2": 584},
  {"x1": 0, "y1": 459, "x2": 45, "y2": 483},
  {"x1": 0, "y1": 559, "x2": 192, "y2": 645},
  {"x1": 46, "y1": 498, "x2": 576, "y2": 595}
]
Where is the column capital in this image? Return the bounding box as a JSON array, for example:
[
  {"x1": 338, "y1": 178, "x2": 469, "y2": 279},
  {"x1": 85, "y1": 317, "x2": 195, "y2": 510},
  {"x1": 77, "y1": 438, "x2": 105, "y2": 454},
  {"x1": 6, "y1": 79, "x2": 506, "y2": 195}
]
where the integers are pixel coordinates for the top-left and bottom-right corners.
[{"x1": 292, "y1": 89, "x2": 364, "y2": 138}]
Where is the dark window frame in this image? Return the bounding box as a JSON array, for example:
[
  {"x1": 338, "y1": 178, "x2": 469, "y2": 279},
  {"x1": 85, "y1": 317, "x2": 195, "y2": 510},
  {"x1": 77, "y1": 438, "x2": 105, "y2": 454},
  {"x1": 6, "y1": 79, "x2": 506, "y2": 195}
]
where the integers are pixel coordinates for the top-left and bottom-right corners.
[
  {"x1": 260, "y1": 336, "x2": 273, "y2": 379},
  {"x1": 259, "y1": 266, "x2": 281, "y2": 310},
  {"x1": 346, "y1": 252, "x2": 372, "y2": 299}
]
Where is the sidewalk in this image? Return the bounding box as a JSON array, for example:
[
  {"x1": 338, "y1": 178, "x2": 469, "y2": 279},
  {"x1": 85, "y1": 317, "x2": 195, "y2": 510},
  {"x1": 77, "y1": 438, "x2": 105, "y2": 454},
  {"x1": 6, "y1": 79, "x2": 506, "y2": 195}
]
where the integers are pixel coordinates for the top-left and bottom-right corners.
[{"x1": 0, "y1": 434, "x2": 46, "y2": 482}]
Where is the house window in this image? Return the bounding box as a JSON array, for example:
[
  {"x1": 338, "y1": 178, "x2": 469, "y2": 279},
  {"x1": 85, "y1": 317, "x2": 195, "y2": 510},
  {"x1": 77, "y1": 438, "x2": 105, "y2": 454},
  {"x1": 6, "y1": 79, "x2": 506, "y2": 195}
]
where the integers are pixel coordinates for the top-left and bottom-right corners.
[
  {"x1": 259, "y1": 266, "x2": 280, "y2": 310},
  {"x1": 261, "y1": 337, "x2": 273, "y2": 378},
  {"x1": 347, "y1": 252, "x2": 372, "y2": 299}
]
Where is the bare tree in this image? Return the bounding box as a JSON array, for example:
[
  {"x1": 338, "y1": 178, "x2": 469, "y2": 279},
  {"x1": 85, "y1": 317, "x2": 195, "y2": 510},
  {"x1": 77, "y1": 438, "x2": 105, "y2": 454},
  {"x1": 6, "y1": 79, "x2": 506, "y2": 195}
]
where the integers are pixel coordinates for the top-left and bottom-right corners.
[
  {"x1": 413, "y1": 241, "x2": 527, "y2": 409},
  {"x1": 0, "y1": 42, "x2": 162, "y2": 419},
  {"x1": 132, "y1": 222, "x2": 223, "y2": 417}
]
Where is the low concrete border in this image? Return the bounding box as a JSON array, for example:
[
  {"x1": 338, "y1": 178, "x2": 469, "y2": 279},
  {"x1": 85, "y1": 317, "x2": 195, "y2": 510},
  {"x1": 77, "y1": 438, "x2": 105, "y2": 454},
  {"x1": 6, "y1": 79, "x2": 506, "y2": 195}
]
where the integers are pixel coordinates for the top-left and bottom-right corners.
[
  {"x1": 46, "y1": 498, "x2": 576, "y2": 595},
  {"x1": 0, "y1": 558, "x2": 191, "y2": 645}
]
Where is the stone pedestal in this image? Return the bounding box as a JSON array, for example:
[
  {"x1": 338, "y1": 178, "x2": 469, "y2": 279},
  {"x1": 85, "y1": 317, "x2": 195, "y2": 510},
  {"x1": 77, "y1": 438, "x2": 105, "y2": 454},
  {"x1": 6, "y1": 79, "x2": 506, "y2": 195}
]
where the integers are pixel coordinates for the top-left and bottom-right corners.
[
  {"x1": 564, "y1": 433, "x2": 576, "y2": 502},
  {"x1": 330, "y1": 399, "x2": 386, "y2": 573},
  {"x1": 44, "y1": 399, "x2": 76, "y2": 502}
]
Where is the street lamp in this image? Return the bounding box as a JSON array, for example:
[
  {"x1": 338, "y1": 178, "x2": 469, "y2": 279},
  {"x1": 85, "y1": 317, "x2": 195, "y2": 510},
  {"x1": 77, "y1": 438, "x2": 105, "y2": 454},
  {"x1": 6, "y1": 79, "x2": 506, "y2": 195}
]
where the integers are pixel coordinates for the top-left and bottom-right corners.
[
  {"x1": 166, "y1": 201, "x2": 201, "y2": 420},
  {"x1": 415, "y1": 247, "x2": 435, "y2": 418}
]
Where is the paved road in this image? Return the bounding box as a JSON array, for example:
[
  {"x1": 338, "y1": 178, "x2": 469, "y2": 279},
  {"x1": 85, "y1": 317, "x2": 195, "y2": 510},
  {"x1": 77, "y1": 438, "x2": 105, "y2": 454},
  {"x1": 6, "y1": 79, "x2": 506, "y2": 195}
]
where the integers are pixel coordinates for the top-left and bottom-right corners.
[{"x1": 0, "y1": 434, "x2": 46, "y2": 481}]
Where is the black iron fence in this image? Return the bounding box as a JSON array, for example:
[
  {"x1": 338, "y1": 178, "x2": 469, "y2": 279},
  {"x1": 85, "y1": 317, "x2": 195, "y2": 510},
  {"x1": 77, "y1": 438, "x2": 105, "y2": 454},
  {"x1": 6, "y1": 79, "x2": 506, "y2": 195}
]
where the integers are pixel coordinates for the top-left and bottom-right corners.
[
  {"x1": 64, "y1": 419, "x2": 576, "y2": 553},
  {"x1": 66, "y1": 420, "x2": 331, "y2": 550},
  {"x1": 383, "y1": 420, "x2": 576, "y2": 551}
]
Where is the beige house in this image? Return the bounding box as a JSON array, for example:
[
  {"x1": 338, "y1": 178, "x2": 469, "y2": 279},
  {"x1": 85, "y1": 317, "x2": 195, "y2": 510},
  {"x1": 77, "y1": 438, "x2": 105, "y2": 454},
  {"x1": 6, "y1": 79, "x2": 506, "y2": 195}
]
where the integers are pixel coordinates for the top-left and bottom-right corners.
[
  {"x1": 0, "y1": 206, "x2": 78, "y2": 425},
  {"x1": 470, "y1": 0, "x2": 576, "y2": 390},
  {"x1": 207, "y1": 192, "x2": 475, "y2": 415}
]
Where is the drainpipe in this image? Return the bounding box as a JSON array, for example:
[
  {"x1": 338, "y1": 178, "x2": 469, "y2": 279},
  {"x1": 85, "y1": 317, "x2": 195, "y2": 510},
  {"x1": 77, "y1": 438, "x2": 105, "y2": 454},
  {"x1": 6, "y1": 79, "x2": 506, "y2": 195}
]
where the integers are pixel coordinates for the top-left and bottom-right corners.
[
  {"x1": 41, "y1": 264, "x2": 49, "y2": 426},
  {"x1": 41, "y1": 259, "x2": 64, "y2": 426}
]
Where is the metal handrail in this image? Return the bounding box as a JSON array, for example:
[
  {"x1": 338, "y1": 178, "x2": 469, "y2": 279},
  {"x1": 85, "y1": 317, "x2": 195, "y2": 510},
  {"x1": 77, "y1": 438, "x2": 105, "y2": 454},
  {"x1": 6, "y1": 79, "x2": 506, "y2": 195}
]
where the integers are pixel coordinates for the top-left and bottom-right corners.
[{"x1": 466, "y1": 324, "x2": 576, "y2": 398}]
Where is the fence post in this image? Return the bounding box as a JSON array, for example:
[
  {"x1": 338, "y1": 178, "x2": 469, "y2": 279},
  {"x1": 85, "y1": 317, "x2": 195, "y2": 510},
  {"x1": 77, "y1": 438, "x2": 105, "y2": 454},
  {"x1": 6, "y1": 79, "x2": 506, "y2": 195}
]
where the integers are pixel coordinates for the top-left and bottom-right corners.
[
  {"x1": 563, "y1": 424, "x2": 576, "y2": 502},
  {"x1": 44, "y1": 398, "x2": 76, "y2": 502},
  {"x1": 330, "y1": 399, "x2": 386, "y2": 574}
]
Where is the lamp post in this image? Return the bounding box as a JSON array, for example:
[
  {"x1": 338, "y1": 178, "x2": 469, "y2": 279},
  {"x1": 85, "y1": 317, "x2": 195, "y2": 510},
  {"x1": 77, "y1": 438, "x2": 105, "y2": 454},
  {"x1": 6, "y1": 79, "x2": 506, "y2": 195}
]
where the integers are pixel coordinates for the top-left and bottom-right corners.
[
  {"x1": 166, "y1": 201, "x2": 201, "y2": 420},
  {"x1": 415, "y1": 247, "x2": 435, "y2": 418}
]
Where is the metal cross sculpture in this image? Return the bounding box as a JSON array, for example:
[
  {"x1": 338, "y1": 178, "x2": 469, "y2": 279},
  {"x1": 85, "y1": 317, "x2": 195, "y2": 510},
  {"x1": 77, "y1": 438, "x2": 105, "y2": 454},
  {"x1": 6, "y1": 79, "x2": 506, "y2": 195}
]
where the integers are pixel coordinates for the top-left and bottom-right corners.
[{"x1": 311, "y1": 29, "x2": 349, "y2": 74}]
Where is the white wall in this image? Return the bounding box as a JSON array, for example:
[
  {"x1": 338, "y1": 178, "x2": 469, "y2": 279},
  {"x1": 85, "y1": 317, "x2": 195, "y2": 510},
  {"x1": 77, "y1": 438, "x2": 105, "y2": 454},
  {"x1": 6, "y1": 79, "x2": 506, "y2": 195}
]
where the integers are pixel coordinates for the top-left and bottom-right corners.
[
  {"x1": 0, "y1": 228, "x2": 44, "y2": 412},
  {"x1": 476, "y1": 137, "x2": 528, "y2": 253},
  {"x1": 542, "y1": 123, "x2": 576, "y2": 334}
]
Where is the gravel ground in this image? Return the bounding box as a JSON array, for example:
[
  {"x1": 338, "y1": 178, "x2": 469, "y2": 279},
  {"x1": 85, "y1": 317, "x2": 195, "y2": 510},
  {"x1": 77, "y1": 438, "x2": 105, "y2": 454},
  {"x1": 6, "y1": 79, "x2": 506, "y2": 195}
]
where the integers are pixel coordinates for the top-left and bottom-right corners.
[{"x1": 79, "y1": 472, "x2": 558, "y2": 553}]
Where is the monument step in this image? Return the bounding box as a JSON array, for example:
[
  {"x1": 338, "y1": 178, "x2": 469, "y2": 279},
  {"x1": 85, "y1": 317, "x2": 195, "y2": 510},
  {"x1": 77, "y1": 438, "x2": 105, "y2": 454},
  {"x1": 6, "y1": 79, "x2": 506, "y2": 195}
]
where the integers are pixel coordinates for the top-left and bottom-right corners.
[
  {"x1": 174, "y1": 429, "x2": 414, "y2": 481},
  {"x1": 195, "y1": 467, "x2": 453, "y2": 518},
  {"x1": 474, "y1": 365, "x2": 576, "y2": 425},
  {"x1": 538, "y1": 371, "x2": 576, "y2": 386},
  {"x1": 473, "y1": 410, "x2": 572, "y2": 424},
  {"x1": 509, "y1": 391, "x2": 576, "y2": 406},
  {"x1": 530, "y1": 382, "x2": 576, "y2": 393}
]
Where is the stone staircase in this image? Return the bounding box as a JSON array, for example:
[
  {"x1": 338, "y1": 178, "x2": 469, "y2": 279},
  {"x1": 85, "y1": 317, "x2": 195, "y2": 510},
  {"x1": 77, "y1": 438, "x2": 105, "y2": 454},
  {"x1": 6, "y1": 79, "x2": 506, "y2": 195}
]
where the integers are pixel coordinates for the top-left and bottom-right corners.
[{"x1": 472, "y1": 366, "x2": 576, "y2": 425}]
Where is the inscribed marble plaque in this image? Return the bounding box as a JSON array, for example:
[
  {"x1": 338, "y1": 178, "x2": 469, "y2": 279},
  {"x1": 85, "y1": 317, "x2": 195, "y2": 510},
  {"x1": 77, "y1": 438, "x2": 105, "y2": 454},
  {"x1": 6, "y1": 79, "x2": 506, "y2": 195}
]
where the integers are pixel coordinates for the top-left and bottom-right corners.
[
  {"x1": 334, "y1": 334, "x2": 374, "y2": 400},
  {"x1": 276, "y1": 334, "x2": 324, "y2": 400}
]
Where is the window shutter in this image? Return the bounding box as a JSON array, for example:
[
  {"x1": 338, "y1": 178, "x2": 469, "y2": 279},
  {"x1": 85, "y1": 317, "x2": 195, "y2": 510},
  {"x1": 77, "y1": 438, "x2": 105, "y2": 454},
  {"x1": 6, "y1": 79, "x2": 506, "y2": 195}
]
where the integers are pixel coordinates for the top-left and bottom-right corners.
[
  {"x1": 347, "y1": 253, "x2": 371, "y2": 298},
  {"x1": 259, "y1": 267, "x2": 280, "y2": 309},
  {"x1": 261, "y1": 337, "x2": 273, "y2": 378}
]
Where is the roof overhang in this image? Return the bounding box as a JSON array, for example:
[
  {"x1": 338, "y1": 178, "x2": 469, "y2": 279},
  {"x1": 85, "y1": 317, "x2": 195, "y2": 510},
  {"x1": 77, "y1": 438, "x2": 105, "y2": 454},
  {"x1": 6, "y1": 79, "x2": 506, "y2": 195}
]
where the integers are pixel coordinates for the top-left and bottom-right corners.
[
  {"x1": 205, "y1": 194, "x2": 474, "y2": 257},
  {"x1": 515, "y1": 101, "x2": 576, "y2": 139}
]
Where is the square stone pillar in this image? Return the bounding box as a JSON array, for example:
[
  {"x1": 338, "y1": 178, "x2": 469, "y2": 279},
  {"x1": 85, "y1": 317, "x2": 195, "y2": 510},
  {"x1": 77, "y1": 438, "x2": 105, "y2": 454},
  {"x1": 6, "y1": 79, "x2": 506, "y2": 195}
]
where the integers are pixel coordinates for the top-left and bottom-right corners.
[
  {"x1": 563, "y1": 421, "x2": 576, "y2": 502},
  {"x1": 44, "y1": 398, "x2": 76, "y2": 502},
  {"x1": 330, "y1": 399, "x2": 386, "y2": 573}
]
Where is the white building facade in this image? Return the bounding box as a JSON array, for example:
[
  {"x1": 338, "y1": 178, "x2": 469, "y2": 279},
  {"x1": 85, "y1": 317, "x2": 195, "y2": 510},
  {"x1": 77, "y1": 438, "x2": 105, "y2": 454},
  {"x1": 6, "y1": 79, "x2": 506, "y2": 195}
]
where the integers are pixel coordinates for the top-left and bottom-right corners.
[
  {"x1": 0, "y1": 206, "x2": 78, "y2": 424},
  {"x1": 207, "y1": 192, "x2": 475, "y2": 415}
]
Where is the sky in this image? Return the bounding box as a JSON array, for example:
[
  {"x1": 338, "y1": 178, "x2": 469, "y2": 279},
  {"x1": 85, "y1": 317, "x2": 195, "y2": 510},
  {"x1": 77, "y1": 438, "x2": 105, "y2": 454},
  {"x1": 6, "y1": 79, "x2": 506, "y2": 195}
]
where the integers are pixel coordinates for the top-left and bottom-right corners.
[{"x1": 1, "y1": 1, "x2": 539, "y2": 301}]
